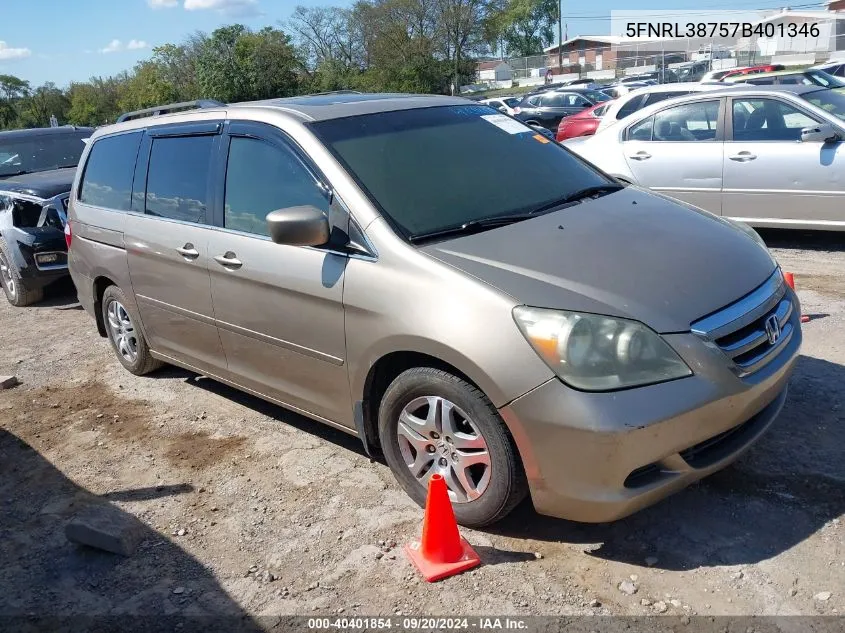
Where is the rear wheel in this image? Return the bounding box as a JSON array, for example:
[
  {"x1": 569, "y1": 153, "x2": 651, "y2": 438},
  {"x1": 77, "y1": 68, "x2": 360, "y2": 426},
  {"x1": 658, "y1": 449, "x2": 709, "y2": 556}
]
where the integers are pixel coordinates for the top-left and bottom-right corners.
[
  {"x1": 0, "y1": 239, "x2": 43, "y2": 307},
  {"x1": 378, "y1": 367, "x2": 527, "y2": 527},
  {"x1": 101, "y1": 285, "x2": 162, "y2": 375}
]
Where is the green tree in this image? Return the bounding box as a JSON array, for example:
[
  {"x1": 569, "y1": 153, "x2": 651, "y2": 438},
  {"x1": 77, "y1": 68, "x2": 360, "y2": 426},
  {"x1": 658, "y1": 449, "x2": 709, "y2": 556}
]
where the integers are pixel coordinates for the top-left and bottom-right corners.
[
  {"x1": 488, "y1": 0, "x2": 555, "y2": 57},
  {"x1": 16, "y1": 82, "x2": 70, "y2": 128},
  {"x1": 0, "y1": 74, "x2": 31, "y2": 129}
]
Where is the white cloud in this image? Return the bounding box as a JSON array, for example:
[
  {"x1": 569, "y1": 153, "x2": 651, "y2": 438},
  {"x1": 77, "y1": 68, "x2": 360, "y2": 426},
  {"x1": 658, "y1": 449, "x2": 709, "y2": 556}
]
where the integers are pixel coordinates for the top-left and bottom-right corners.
[
  {"x1": 148, "y1": 0, "x2": 178, "y2": 7},
  {"x1": 184, "y1": 0, "x2": 260, "y2": 17},
  {"x1": 0, "y1": 41, "x2": 31, "y2": 61},
  {"x1": 100, "y1": 39, "x2": 123, "y2": 54},
  {"x1": 100, "y1": 39, "x2": 149, "y2": 54}
]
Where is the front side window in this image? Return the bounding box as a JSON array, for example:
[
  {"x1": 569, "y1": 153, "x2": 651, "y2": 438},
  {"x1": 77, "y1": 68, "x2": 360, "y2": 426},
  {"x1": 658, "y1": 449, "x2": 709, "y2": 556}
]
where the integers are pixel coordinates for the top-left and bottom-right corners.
[
  {"x1": 78, "y1": 132, "x2": 142, "y2": 210},
  {"x1": 309, "y1": 105, "x2": 611, "y2": 239},
  {"x1": 650, "y1": 101, "x2": 720, "y2": 141},
  {"x1": 1, "y1": 132, "x2": 90, "y2": 178},
  {"x1": 145, "y1": 135, "x2": 214, "y2": 224},
  {"x1": 732, "y1": 98, "x2": 819, "y2": 141},
  {"x1": 224, "y1": 136, "x2": 329, "y2": 237}
]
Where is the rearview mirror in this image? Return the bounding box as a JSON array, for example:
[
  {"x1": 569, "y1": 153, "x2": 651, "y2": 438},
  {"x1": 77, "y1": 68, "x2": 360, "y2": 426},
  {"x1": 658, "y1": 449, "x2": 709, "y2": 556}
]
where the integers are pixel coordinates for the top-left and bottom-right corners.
[
  {"x1": 801, "y1": 123, "x2": 841, "y2": 143},
  {"x1": 266, "y1": 206, "x2": 330, "y2": 246}
]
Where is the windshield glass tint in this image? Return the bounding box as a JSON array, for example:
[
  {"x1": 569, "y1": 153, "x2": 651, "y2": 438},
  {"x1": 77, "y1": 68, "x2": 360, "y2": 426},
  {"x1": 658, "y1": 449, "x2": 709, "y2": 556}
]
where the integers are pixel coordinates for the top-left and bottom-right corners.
[
  {"x1": 802, "y1": 87, "x2": 845, "y2": 120},
  {"x1": 310, "y1": 105, "x2": 610, "y2": 238},
  {"x1": 0, "y1": 133, "x2": 88, "y2": 177}
]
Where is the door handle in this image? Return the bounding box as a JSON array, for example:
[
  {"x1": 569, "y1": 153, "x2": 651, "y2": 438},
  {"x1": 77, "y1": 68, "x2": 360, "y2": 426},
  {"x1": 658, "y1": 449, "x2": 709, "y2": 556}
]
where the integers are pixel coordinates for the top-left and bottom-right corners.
[
  {"x1": 176, "y1": 244, "x2": 199, "y2": 259},
  {"x1": 213, "y1": 252, "x2": 243, "y2": 269},
  {"x1": 629, "y1": 151, "x2": 652, "y2": 161},
  {"x1": 729, "y1": 151, "x2": 757, "y2": 162}
]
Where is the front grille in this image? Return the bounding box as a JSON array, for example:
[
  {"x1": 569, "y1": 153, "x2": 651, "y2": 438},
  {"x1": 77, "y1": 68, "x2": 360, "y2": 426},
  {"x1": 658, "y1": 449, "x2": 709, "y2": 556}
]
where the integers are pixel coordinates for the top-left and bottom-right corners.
[{"x1": 691, "y1": 270, "x2": 794, "y2": 377}]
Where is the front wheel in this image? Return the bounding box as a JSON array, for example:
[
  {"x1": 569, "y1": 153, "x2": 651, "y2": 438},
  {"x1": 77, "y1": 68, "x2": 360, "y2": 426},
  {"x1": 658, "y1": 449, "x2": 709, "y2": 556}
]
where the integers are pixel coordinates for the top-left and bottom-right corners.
[{"x1": 378, "y1": 367, "x2": 527, "y2": 527}]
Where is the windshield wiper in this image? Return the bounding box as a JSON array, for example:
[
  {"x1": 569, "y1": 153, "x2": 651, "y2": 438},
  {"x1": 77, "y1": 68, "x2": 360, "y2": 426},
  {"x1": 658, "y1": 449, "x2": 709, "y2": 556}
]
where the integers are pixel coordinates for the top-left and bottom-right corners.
[
  {"x1": 528, "y1": 184, "x2": 623, "y2": 215},
  {"x1": 409, "y1": 213, "x2": 536, "y2": 244},
  {"x1": 0, "y1": 169, "x2": 31, "y2": 178}
]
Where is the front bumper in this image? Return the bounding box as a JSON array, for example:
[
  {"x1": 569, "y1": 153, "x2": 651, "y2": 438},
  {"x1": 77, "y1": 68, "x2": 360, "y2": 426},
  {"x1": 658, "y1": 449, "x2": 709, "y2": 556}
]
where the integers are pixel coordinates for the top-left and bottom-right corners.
[
  {"x1": 6, "y1": 226, "x2": 68, "y2": 290},
  {"x1": 499, "y1": 293, "x2": 802, "y2": 523}
]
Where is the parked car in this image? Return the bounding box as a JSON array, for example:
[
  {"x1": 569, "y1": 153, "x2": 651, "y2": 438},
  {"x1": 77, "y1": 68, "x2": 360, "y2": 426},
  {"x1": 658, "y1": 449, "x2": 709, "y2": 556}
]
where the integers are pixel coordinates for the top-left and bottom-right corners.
[
  {"x1": 718, "y1": 64, "x2": 785, "y2": 81},
  {"x1": 0, "y1": 126, "x2": 93, "y2": 306},
  {"x1": 68, "y1": 94, "x2": 800, "y2": 527},
  {"x1": 674, "y1": 60, "x2": 713, "y2": 83},
  {"x1": 514, "y1": 88, "x2": 611, "y2": 131},
  {"x1": 811, "y1": 60, "x2": 845, "y2": 78},
  {"x1": 599, "y1": 82, "x2": 651, "y2": 99},
  {"x1": 564, "y1": 84, "x2": 845, "y2": 231},
  {"x1": 723, "y1": 68, "x2": 845, "y2": 88},
  {"x1": 479, "y1": 96, "x2": 521, "y2": 115},
  {"x1": 556, "y1": 101, "x2": 611, "y2": 141},
  {"x1": 596, "y1": 82, "x2": 732, "y2": 133}
]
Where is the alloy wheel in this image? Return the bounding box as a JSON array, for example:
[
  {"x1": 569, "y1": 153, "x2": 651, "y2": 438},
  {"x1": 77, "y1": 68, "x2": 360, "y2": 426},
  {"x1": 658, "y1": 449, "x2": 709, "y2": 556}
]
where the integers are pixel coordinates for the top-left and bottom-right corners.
[
  {"x1": 106, "y1": 300, "x2": 138, "y2": 363},
  {"x1": 396, "y1": 395, "x2": 491, "y2": 503}
]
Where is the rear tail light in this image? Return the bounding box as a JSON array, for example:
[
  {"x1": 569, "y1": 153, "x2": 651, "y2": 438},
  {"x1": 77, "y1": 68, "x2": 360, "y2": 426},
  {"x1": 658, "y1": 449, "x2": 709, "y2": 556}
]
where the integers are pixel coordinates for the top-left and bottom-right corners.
[{"x1": 64, "y1": 221, "x2": 72, "y2": 250}]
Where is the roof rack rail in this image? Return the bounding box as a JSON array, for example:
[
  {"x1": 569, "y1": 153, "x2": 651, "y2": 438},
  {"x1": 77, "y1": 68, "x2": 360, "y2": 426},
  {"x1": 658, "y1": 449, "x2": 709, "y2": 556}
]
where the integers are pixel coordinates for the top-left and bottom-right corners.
[
  {"x1": 116, "y1": 99, "x2": 226, "y2": 123},
  {"x1": 307, "y1": 90, "x2": 362, "y2": 96}
]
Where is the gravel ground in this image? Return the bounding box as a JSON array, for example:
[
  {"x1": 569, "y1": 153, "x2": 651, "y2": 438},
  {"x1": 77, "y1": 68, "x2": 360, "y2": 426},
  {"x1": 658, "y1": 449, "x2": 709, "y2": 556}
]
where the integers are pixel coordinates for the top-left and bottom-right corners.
[{"x1": 0, "y1": 229, "x2": 842, "y2": 624}]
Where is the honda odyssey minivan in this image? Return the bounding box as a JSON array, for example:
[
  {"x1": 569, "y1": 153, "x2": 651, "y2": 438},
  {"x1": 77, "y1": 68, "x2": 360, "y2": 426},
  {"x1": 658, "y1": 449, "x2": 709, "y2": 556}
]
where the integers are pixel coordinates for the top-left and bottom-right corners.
[{"x1": 67, "y1": 94, "x2": 801, "y2": 527}]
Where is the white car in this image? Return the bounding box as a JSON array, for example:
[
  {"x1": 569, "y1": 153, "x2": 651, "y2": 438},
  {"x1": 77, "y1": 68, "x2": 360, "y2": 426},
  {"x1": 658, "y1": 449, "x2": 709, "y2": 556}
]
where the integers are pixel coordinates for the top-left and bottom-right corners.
[
  {"x1": 595, "y1": 82, "x2": 735, "y2": 133},
  {"x1": 564, "y1": 84, "x2": 845, "y2": 231},
  {"x1": 479, "y1": 97, "x2": 521, "y2": 116}
]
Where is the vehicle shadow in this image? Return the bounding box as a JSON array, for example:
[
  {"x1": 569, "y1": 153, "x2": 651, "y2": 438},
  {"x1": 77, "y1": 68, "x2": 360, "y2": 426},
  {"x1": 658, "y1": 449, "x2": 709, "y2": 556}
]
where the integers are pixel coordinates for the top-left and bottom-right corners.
[
  {"x1": 150, "y1": 365, "x2": 368, "y2": 458},
  {"x1": 31, "y1": 278, "x2": 80, "y2": 309},
  {"x1": 758, "y1": 228, "x2": 845, "y2": 253},
  {"x1": 0, "y1": 428, "x2": 263, "y2": 631},
  {"x1": 489, "y1": 355, "x2": 845, "y2": 571}
]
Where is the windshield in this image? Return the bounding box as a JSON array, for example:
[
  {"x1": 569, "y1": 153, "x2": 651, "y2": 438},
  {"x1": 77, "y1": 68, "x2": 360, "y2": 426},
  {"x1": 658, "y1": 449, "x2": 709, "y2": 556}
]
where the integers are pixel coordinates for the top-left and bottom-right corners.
[
  {"x1": 504, "y1": 97, "x2": 520, "y2": 107},
  {"x1": 802, "y1": 87, "x2": 845, "y2": 120},
  {"x1": 0, "y1": 132, "x2": 88, "y2": 178},
  {"x1": 582, "y1": 90, "x2": 611, "y2": 103},
  {"x1": 309, "y1": 105, "x2": 611, "y2": 239}
]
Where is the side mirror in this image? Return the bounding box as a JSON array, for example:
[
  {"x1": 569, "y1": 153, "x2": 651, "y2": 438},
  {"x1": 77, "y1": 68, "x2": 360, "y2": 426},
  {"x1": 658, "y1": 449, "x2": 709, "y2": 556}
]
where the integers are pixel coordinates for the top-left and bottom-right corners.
[
  {"x1": 266, "y1": 206, "x2": 330, "y2": 246},
  {"x1": 801, "y1": 123, "x2": 841, "y2": 143}
]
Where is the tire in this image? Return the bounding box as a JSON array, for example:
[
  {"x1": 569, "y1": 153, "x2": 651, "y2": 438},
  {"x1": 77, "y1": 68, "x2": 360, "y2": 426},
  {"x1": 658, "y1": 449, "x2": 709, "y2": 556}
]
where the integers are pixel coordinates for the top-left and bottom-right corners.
[
  {"x1": 101, "y1": 285, "x2": 162, "y2": 376},
  {"x1": 378, "y1": 367, "x2": 527, "y2": 527},
  {"x1": 0, "y1": 239, "x2": 44, "y2": 307}
]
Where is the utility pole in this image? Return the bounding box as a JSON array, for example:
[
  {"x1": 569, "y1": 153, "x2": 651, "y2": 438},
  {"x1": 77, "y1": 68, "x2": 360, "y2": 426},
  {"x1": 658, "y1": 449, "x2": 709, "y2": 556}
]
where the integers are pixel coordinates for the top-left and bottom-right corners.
[{"x1": 557, "y1": 0, "x2": 563, "y2": 71}]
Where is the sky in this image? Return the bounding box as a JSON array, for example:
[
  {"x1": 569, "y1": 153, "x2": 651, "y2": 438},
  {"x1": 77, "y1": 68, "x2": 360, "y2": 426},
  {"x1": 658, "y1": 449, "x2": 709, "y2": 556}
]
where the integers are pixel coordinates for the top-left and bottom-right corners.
[{"x1": 0, "y1": 0, "x2": 830, "y2": 87}]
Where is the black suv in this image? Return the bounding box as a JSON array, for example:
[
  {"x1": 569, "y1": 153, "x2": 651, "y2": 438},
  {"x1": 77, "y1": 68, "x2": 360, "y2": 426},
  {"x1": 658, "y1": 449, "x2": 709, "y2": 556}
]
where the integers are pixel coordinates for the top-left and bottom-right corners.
[
  {"x1": 513, "y1": 88, "x2": 611, "y2": 131},
  {"x1": 0, "y1": 126, "x2": 92, "y2": 306}
]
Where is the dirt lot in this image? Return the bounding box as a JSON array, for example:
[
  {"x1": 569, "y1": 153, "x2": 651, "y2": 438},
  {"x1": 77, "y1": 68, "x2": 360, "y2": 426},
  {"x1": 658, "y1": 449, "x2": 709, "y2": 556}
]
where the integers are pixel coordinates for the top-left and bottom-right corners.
[{"x1": 0, "y1": 230, "x2": 842, "y2": 625}]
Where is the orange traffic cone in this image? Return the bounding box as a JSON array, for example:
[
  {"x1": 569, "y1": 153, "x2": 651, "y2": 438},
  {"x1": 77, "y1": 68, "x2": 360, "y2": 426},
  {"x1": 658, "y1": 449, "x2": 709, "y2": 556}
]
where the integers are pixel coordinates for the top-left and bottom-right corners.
[
  {"x1": 404, "y1": 474, "x2": 481, "y2": 582},
  {"x1": 784, "y1": 271, "x2": 795, "y2": 290}
]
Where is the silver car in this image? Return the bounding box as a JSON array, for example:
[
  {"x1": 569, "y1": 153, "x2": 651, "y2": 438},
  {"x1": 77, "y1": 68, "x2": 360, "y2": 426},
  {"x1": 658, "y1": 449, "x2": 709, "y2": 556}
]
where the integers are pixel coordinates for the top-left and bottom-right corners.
[{"x1": 565, "y1": 84, "x2": 845, "y2": 231}]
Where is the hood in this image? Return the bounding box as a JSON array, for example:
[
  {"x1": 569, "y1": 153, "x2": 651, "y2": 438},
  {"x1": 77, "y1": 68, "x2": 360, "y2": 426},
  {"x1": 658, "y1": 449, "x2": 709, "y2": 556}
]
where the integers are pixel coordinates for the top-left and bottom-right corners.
[
  {"x1": 420, "y1": 188, "x2": 776, "y2": 333},
  {"x1": 0, "y1": 167, "x2": 76, "y2": 199}
]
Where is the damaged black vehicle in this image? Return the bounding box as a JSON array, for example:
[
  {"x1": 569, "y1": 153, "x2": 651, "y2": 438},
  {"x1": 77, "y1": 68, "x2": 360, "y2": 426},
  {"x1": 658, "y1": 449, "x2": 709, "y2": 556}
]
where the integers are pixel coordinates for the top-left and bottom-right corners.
[{"x1": 0, "y1": 126, "x2": 92, "y2": 306}]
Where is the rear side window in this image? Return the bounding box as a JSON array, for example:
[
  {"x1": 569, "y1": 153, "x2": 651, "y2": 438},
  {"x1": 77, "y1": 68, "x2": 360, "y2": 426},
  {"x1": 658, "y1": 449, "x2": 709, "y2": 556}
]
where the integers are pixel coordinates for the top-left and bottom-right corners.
[
  {"x1": 78, "y1": 132, "x2": 142, "y2": 210},
  {"x1": 145, "y1": 135, "x2": 214, "y2": 224},
  {"x1": 224, "y1": 136, "x2": 329, "y2": 237}
]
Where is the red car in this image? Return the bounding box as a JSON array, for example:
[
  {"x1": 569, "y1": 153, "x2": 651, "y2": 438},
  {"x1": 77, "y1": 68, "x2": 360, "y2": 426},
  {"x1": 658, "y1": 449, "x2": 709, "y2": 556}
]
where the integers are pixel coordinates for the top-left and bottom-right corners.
[
  {"x1": 555, "y1": 101, "x2": 612, "y2": 142},
  {"x1": 719, "y1": 64, "x2": 784, "y2": 81}
]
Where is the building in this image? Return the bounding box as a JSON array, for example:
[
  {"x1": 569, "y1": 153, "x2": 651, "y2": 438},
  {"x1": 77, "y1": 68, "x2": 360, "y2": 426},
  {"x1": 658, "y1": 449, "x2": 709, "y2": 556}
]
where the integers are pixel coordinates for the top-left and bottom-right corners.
[
  {"x1": 543, "y1": 36, "x2": 623, "y2": 72},
  {"x1": 735, "y1": 9, "x2": 845, "y2": 64},
  {"x1": 476, "y1": 61, "x2": 513, "y2": 82}
]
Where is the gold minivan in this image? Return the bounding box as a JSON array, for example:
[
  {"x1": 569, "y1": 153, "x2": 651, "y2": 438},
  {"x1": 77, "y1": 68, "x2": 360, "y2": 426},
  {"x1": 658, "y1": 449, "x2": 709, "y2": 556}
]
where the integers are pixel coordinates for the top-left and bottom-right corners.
[{"x1": 68, "y1": 95, "x2": 801, "y2": 526}]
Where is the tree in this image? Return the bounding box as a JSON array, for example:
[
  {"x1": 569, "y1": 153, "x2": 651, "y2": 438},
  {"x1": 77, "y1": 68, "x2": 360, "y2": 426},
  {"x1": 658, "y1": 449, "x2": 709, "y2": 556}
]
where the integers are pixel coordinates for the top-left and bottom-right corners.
[
  {"x1": 436, "y1": 0, "x2": 488, "y2": 92},
  {"x1": 17, "y1": 82, "x2": 70, "y2": 128},
  {"x1": 489, "y1": 0, "x2": 556, "y2": 57},
  {"x1": 0, "y1": 74, "x2": 30, "y2": 128}
]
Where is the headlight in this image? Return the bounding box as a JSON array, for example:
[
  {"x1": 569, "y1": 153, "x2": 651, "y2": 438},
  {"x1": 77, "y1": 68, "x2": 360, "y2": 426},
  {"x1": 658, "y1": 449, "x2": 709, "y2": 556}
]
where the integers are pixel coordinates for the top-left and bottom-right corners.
[{"x1": 513, "y1": 307, "x2": 692, "y2": 391}]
